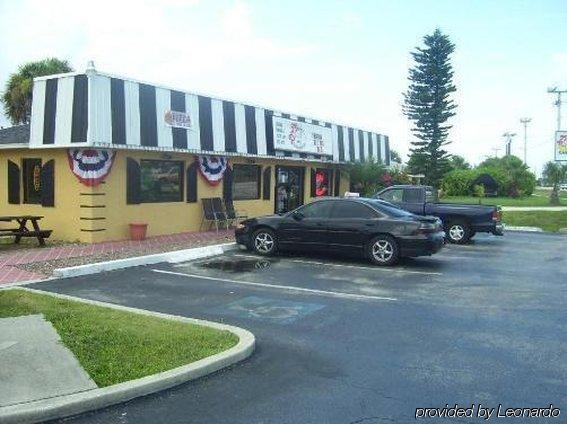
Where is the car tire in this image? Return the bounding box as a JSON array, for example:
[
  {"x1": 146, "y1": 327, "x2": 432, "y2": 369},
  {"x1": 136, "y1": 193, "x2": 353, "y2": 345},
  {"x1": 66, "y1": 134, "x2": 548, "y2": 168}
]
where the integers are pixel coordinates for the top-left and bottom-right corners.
[
  {"x1": 251, "y1": 228, "x2": 278, "y2": 256},
  {"x1": 367, "y1": 235, "x2": 400, "y2": 266},
  {"x1": 445, "y1": 221, "x2": 472, "y2": 244}
]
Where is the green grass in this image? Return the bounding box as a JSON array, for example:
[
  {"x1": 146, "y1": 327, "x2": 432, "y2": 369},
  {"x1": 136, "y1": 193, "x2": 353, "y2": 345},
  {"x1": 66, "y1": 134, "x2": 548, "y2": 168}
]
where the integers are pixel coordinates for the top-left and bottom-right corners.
[
  {"x1": 441, "y1": 189, "x2": 566, "y2": 207},
  {"x1": 503, "y1": 211, "x2": 567, "y2": 232},
  {"x1": 0, "y1": 289, "x2": 238, "y2": 387}
]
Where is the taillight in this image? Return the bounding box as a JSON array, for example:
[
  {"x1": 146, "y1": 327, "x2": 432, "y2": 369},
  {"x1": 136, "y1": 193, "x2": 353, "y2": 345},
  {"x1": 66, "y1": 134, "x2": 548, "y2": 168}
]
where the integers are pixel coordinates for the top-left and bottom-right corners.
[
  {"x1": 492, "y1": 208, "x2": 502, "y2": 221},
  {"x1": 416, "y1": 222, "x2": 437, "y2": 234}
]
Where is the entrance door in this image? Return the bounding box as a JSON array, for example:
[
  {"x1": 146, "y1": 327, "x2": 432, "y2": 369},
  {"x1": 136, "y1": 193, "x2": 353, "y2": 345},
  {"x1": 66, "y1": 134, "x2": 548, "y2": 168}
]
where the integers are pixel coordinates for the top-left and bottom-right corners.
[{"x1": 275, "y1": 166, "x2": 304, "y2": 214}]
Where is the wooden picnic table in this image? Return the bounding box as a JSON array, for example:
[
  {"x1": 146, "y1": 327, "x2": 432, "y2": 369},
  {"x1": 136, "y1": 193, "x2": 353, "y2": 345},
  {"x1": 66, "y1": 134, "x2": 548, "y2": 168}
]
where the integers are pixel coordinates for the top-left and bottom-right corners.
[{"x1": 0, "y1": 215, "x2": 52, "y2": 246}]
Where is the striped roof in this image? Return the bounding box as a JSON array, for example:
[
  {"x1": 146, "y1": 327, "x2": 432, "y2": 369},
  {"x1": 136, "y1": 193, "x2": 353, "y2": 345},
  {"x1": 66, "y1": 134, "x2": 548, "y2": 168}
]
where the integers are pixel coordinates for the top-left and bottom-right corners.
[{"x1": 29, "y1": 70, "x2": 390, "y2": 165}]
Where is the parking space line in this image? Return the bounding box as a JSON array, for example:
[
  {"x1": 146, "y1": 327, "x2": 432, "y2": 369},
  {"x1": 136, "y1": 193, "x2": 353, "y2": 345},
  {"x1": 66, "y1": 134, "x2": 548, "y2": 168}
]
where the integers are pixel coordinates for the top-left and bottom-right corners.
[
  {"x1": 152, "y1": 269, "x2": 398, "y2": 302},
  {"x1": 229, "y1": 254, "x2": 441, "y2": 276}
]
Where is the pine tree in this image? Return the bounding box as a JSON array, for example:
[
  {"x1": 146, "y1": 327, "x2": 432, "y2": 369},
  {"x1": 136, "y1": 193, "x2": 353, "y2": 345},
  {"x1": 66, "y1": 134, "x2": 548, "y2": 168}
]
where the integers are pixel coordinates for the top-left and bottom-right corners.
[{"x1": 403, "y1": 29, "x2": 456, "y2": 187}]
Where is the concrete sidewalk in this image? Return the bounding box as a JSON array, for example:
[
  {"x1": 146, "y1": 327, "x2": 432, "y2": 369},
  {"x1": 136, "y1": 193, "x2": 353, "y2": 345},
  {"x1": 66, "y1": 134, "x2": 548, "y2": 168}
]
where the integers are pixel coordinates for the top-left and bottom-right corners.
[
  {"x1": 0, "y1": 229, "x2": 233, "y2": 285},
  {"x1": 0, "y1": 314, "x2": 97, "y2": 407}
]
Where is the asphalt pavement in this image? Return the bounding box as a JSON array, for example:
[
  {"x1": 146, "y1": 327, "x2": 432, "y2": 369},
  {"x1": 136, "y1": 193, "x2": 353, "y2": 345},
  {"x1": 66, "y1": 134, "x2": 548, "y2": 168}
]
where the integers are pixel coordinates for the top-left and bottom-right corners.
[{"x1": 30, "y1": 231, "x2": 567, "y2": 423}]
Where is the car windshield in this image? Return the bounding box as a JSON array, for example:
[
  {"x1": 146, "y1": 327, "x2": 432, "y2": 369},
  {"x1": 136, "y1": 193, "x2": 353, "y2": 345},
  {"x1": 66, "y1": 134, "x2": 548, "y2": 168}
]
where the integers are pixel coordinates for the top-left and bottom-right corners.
[{"x1": 361, "y1": 199, "x2": 415, "y2": 218}]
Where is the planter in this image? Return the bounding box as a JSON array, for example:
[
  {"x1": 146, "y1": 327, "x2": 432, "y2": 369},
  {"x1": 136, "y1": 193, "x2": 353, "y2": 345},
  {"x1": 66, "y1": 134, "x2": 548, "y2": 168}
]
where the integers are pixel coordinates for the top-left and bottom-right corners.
[{"x1": 129, "y1": 223, "x2": 148, "y2": 241}]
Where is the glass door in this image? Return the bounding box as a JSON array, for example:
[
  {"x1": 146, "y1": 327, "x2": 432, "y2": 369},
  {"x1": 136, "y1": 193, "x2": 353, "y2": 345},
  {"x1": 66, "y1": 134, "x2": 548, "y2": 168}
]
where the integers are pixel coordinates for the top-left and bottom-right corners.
[{"x1": 275, "y1": 166, "x2": 304, "y2": 214}]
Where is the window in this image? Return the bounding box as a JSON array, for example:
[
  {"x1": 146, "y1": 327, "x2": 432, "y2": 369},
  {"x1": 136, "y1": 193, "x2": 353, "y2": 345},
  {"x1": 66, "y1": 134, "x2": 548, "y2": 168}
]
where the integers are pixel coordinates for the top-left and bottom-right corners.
[
  {"x1": 404, "y1": 188, "x2": 423, "y2": 203},
  {"x1": 331, "y1": 201, "x2": 377, "y2": 219},
  {"x1": 380, "y1": 188, "x2": 403, "y2": 203},
  {"x1": 23, "y1": 158, "x2": 42, "y2": 204},
  {"x1": 313, "y1": 169, "x2": 331, "y2": 197},
  {"x1": 364, "y1": 199, "x2": 413, "y2": 218},
  {"x1": 140, "y1": 160, "x2": 183, "y2": 203},
  {"x1": 425, "y1": 188, "x2": 438, "y2": 203},
  {"x1": 298, "y1": 200, "x2": 334, "y2": 218},
  {"x1": 233, "y1": 165, "x2": 260, "y2": 200}
]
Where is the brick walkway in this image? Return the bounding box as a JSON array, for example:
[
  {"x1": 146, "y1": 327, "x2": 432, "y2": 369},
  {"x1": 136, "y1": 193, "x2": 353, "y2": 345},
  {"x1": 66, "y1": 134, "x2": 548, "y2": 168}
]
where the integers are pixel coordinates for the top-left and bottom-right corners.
[{"x1": 0, "y1": 230, "x2": 233, "y2": 285}]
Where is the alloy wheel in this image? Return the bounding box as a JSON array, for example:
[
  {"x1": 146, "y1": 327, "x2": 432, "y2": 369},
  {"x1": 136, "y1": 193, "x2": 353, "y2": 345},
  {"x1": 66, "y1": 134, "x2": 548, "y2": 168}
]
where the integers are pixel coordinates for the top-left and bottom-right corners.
[
  {"x1": 449, "y1": 225, "x2": 465, "y2": 241},
  {"x1": 254, "y1": 232, "x2": 274, "y2": 253},
  {"x1": 372, "y1": 240, "x2": 394, "y2": 263}
]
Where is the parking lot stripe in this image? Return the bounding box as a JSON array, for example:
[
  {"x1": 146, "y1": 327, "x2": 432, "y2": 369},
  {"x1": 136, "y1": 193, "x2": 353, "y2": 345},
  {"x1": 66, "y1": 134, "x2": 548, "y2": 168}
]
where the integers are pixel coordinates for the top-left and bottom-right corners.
[
  {"x1": 152, "y1": 269, "x2": 398, "y2": 302},
  {"x1": 231, "y1": 254, "x2": 442, "y2": 275}
]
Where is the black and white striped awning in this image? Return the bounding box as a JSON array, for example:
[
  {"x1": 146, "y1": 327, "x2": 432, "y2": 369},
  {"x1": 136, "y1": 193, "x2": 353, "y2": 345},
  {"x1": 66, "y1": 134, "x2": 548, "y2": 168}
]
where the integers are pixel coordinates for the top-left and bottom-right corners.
[{"x1": 29, "y1": 71, "x2": 390, "y2": 165}]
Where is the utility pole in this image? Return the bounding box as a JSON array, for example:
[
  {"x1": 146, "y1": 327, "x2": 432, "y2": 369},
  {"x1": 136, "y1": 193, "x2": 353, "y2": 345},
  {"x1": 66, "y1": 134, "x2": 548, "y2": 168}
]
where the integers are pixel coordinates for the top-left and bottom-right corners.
[
  {"x1": 502, "y1": 132, "x2": 516, "y2": 156},
  {"x1": 547, "y1": 87, "x2": 566, "y2": 131},
  {"x1": 520, "y1": 117, "x2": 531, "y2": 165}
]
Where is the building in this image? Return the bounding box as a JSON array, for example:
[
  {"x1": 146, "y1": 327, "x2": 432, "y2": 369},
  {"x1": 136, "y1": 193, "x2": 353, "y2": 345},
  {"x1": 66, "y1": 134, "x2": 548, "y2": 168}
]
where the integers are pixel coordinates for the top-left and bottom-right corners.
[{"x1": 0, "y1": 65, "x2": 391, "y2": 243}]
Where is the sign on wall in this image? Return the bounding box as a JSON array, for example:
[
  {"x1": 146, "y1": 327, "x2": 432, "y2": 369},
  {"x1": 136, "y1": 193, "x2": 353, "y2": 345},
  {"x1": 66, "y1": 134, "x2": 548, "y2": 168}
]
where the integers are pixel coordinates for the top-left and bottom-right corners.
[
  {"x1": 273, "y1": 116, "x2": 332, "y2": 155},
  {"x1": 68, "y1": 149, "x2": 116, "y2": 186},
  {"x1": 555, "y1": 131, "x2": 567, "y2": 162},
  {"x1": 165, "y1": 110, "x2": 192, "y2": 129}
]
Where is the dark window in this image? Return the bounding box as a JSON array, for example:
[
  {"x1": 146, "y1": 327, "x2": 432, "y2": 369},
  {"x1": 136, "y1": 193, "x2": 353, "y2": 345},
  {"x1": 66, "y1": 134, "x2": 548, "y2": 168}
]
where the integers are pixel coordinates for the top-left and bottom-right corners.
[
  {"x1": 233, "y1": 165, "x2": 260, "y2": 200},
  {"x1": 331, "y1": 201, "x2": 377, "y2": 219},
  {"x1": 380, "y1": 188, "x2": 403, "y2": 203},
  {"x1": 363, "y1": 199, "x2": 413, "y2": 218},
  {"x1": 140, "y1": 160, "x2": 183, "y2": 203},
  {"x1": 23, "y1": 158, "x2": 42, "y2": 204},
  {"x1": 403, "y1": 188, "x2": 423, "y2": 203},
  {"x1": 298, "y1": 200, "x2": 333, "y2": 218},
  {"x1": 425, "y1": 188, "x2": 438, "y2": 203}
]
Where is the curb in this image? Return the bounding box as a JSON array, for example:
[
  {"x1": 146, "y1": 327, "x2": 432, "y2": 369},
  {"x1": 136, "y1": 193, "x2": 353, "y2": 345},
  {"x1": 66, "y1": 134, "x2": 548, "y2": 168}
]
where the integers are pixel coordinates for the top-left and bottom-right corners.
[
  {"x1": 0, "y1": 287, "x2": 255, "y2": 424},
  {"x1": 53, "y1": 242, "x2": 238, "y2": 279},
  {"x1": 504, "y1": 225, "x2": 543, "y2": 232}
]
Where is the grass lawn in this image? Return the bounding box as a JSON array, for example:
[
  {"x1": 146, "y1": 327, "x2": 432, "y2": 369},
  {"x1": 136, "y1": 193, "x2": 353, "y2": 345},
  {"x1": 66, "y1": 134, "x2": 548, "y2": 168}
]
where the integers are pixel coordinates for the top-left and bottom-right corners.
[
  {"x1": 0, "y1": 289, "x2": 238, "y2": 387},
  {"x1": 441, "y1": 189, "x2": 566, "y2": 207},
  {"x1": 503, "y1": 210, "x2": 567, "y2": 232}
]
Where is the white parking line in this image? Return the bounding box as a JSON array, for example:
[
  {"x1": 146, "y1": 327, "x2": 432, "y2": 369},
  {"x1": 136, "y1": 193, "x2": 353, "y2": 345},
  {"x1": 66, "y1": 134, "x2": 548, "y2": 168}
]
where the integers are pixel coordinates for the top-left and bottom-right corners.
[
  {"x1": 230, "y1": 253, "x2": 442, "y2": 276},
  {"x1": 152, "y1": 269, "x2": 397, "y2": 302}
]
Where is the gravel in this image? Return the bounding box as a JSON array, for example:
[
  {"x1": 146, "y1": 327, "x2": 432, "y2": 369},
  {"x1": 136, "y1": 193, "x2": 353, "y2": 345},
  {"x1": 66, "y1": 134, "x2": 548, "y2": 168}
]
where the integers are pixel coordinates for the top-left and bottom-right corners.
[{"x1": 15, "y1": 235, "x2": 234, "y2": 277}]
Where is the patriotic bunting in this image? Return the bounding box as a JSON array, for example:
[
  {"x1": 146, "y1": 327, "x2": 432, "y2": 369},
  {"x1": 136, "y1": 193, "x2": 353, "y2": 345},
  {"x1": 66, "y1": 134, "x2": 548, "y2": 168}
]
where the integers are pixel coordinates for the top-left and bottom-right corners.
[{"x1": 67, "y1": 149, "x2": 116, "y2": 186}]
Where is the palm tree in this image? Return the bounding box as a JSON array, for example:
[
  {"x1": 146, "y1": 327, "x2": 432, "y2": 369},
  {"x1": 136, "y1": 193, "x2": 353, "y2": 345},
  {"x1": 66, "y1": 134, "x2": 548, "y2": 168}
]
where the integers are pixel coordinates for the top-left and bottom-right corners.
[
  {"x1": 2, "y1": 58, "x2": 73, "y2": 125},
  {"x1": 542, "y1": 161, "x2": 566, "y2": 205}
]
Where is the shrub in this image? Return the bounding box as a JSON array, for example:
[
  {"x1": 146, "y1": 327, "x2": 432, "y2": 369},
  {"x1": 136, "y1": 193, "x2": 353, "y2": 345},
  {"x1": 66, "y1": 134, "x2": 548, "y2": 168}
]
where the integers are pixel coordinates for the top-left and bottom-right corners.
[{"x1": 440, "y1": 169, "x2": 476, "y2": 196}]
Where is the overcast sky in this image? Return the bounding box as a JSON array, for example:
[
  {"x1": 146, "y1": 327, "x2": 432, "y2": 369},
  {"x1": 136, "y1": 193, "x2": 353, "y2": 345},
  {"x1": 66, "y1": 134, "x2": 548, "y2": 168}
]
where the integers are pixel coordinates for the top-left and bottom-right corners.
[{"x1": 1, "y1": 0, "x2": 566, "y2": 175}]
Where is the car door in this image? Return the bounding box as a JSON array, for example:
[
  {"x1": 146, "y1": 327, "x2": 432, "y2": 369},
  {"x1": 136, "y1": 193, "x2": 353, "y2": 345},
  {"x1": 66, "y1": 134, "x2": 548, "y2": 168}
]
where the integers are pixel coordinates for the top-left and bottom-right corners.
[
  {"x1": 326, "y1": 201, "x2": 379, "y2": 251},
  {"x1": 400, "y1": 188, "x2": 425, "y2": 215},
  {"x1": 277, "y1": 200, "x2": 334, "y2": 250}
]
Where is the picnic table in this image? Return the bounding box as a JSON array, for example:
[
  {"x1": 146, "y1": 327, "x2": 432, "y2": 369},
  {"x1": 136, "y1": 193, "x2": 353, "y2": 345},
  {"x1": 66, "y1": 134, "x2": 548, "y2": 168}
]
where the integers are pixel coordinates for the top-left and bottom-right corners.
[{"x1": 0, "y1": 215, "x2": 52, "y2": 246}]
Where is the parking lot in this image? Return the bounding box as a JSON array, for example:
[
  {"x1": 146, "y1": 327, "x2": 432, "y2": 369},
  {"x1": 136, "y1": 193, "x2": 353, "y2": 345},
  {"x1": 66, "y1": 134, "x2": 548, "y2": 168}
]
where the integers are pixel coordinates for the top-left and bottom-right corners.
[{"x1": 34, "y1": 231, "x2": 566, "y2": 423}]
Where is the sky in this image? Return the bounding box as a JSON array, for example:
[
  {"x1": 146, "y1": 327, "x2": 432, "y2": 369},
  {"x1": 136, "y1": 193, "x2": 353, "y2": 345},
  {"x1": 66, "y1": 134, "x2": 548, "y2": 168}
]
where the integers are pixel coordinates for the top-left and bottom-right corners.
[{"x1": 1, "y1": 0, "x2": 566, "y2": 175}]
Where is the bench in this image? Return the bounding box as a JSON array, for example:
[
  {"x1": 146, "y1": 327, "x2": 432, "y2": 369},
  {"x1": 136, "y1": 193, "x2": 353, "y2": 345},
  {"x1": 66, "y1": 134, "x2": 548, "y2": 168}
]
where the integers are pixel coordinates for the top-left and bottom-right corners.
[{"x1": 0, "y1": 216, "x2": 52, "y2": 246}]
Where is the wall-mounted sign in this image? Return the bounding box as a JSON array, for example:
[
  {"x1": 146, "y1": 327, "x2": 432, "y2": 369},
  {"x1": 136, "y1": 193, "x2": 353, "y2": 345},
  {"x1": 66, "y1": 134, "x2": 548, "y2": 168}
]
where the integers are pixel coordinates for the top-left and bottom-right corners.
[
  {"x1": 165, "y1": 110, "x2": 192, "y2": 129},
  {"x1": 68, "y1": 149, "x2": 116, "y2": 186},
  {"x1": 555, "y1": 131, "x2": 567, "y2": 162},
  {"x1": 273, "y1": 116, "x2": 332, "y2": 155}
]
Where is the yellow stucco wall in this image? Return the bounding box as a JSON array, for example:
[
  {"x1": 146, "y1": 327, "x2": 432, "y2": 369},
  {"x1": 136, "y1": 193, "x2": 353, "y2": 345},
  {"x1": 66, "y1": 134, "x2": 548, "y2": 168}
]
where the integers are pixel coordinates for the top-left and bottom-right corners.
[{"x1": 1, "y1": 148, "x2": 350, "y2": 243}]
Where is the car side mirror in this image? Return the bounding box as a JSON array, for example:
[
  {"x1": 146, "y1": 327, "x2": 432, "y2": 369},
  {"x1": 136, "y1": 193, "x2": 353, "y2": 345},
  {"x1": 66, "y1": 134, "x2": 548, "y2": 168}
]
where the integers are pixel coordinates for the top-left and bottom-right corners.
[{"x1": 292, "y1": 211, "x2": 304, "y2": 220}]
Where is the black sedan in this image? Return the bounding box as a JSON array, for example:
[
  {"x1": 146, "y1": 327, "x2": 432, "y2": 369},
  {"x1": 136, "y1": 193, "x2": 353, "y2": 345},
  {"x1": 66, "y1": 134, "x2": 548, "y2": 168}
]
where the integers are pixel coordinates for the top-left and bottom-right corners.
[{"x1": 235, "y1": 197, "x2": 445, "y2": 266}]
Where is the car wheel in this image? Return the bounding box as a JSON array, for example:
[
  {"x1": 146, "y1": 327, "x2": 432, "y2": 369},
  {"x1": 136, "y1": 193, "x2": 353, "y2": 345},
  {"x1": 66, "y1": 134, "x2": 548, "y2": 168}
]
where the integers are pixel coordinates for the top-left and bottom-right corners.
[
  {"x1": 367, "y1": 235, "x2": 400, "y2": 266},
  {"x1": 252, "y1": 229, "x2": 278, "y2": 256},
  {"x1": 445, "y1": 221, "x2": 471, "y2": 244}
]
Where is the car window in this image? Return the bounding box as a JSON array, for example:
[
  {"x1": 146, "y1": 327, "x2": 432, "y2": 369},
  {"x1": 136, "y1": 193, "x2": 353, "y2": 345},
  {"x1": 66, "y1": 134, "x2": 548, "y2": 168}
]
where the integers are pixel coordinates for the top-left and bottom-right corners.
[
  {"x1": 403, "y1": 188, "x2": 422, "y2": 203},
  {"x1": 363, "y1": 199, "x2": 415, "y2": 218},
  {"x1": 380, "y1": 188, "x2": 403, "y2": 203},
  {"x1": 425, "y1": 188, "x2": 437, "y2": 203},
  {"x1": 298, "y1": 201, "x2": 334, "y2": 218},
  {"x1": 331, "y1": 202, "x2": 376, "y2": 219}
]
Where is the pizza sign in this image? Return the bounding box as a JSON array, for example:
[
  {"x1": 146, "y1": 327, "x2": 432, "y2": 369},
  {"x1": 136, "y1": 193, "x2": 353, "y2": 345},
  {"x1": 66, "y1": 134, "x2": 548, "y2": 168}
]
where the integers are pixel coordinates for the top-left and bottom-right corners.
[{"x1": 165, "y1": 110, "x2": 192, "y2": 129}]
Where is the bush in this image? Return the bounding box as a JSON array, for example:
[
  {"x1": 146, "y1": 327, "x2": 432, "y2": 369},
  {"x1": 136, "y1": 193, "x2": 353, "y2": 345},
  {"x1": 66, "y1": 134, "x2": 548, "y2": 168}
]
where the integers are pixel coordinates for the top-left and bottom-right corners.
[
  {"x1": 440, "y1": 169, "x2": 476, "y2": 196},
  {"x1": 348, "y1": 161, "x2": 411, "y2": 196}
]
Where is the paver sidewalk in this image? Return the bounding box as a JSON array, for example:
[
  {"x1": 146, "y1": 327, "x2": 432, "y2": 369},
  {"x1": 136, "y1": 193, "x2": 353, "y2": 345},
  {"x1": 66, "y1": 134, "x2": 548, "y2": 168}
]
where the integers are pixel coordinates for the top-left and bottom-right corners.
[{"x1": 0, "y1": 229, "x2": 233, "y2": 285}]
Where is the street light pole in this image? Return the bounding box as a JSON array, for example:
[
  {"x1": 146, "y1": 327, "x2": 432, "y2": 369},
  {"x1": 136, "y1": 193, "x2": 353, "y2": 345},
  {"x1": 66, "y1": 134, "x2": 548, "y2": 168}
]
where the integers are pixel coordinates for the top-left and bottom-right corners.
[
  {"x1": 520, "y1": 117, "x2": 531, "y2": 165},
  {"x1": 547, "y1": 87, "x2": 566, "y2": 131}
]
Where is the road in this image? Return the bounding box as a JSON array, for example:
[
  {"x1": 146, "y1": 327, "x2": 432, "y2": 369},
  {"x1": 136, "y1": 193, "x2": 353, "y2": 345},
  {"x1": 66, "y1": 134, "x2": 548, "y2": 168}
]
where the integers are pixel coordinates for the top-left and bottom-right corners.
[{"x1": 32, "y1": 231, "x2": 567, "y2": 423}]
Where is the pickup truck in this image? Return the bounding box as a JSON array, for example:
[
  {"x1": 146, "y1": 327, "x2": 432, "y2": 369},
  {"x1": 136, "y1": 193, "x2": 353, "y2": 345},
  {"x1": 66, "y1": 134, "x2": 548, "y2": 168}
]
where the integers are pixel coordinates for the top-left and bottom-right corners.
[{"x1": 374, "y1": 185, "x2": 504, "y2": 244}]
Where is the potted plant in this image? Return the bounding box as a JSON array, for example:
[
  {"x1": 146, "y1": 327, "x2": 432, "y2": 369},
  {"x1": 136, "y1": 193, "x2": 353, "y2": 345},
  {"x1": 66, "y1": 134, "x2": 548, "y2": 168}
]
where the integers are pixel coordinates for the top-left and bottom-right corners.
[{"x1": 129, "y1": 223, "x2": 148, "y2": 241}]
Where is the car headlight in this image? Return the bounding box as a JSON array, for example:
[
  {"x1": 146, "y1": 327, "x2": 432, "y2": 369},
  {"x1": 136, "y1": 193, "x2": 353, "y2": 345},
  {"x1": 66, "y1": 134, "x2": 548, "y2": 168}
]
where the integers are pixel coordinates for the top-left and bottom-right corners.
[{"x1": 236, "y1": 222, "x2": 247, "y2": 230}]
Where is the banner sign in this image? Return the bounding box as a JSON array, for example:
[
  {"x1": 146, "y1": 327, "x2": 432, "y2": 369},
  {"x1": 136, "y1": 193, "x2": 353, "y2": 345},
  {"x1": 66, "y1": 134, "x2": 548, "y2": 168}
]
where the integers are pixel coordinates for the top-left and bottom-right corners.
[
  {"x1": 197, "y1": 155, "x2": 228, "y2": 186},
  {"x1": 165, "y1": 110, "x2": 192, "y2": 129},
  {"x1": 555, "y1": 131, "x2": 567, "y2": 162},
  {"x1": 273, "y1": 116, "x2": 332, "y2": 155},
  {"x1": 68, "y1": 149, "x2": 116, "y2": 186}
]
